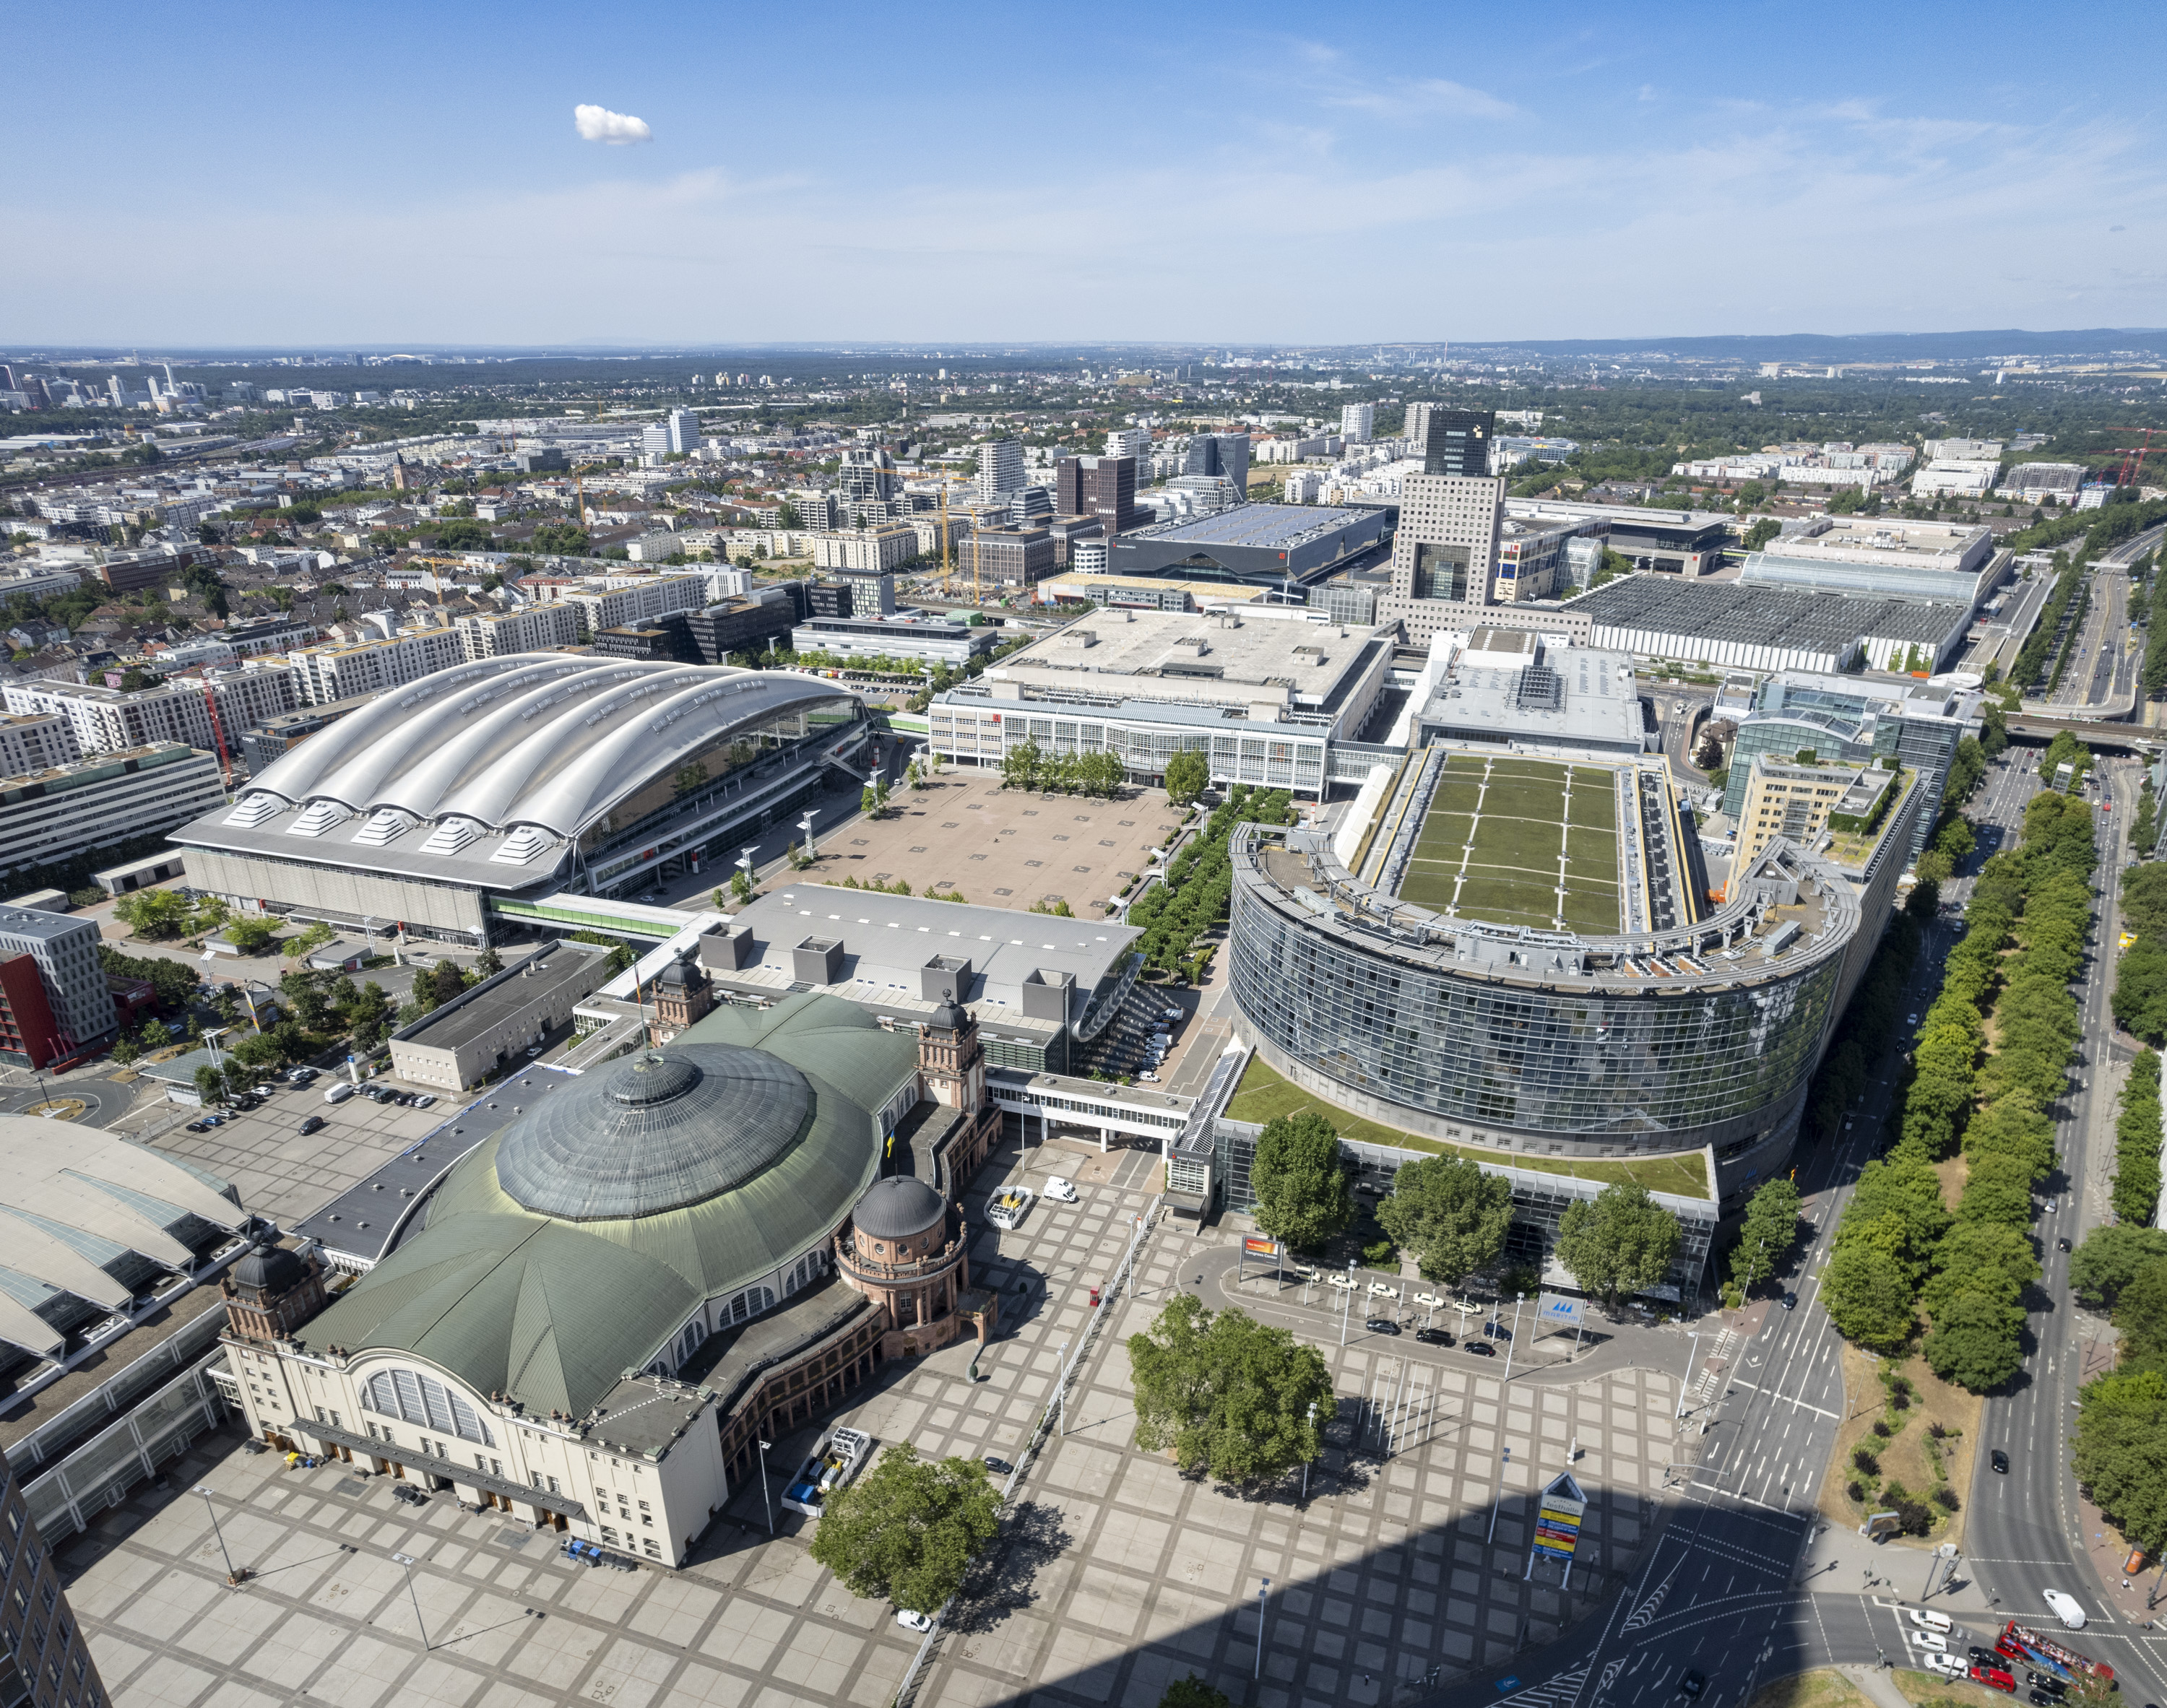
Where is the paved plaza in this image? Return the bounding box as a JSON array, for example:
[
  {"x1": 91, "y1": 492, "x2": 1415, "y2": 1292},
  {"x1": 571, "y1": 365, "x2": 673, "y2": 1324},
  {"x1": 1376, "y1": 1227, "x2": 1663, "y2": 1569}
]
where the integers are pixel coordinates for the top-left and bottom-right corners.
[
  {"x1": 816, "y1": 770, "x2": 1185, "y2": 914},
  {"x1": 60, "y1": 1128, "x2": 1690, "y2": 1708}
]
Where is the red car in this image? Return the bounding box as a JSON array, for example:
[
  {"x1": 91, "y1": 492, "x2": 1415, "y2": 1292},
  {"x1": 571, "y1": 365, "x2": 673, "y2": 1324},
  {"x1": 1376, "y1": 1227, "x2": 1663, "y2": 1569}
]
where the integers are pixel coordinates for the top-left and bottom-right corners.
[{"x1": 1972, "y1": 1666, "x2": 2017, "y2": 1694}]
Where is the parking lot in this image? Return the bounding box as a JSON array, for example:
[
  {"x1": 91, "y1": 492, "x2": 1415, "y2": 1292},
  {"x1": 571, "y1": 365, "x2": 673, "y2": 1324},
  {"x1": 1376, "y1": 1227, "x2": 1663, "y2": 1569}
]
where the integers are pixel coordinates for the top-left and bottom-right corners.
[{"x1": 113, "y1": 1068, "x2": 462, "y2": 1231}]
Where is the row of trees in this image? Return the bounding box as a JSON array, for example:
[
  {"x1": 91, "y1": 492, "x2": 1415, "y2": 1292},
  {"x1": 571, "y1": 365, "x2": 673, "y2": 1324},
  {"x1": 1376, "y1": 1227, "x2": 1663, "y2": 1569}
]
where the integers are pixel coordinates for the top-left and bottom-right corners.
[
  {"x1": 2067, "y1": 1223, "x2": 2167, "y2": 1553},
  {"x1": 1126, "y1": 786, "x2": 1293, "y2": 979},
  {"x1": 2111, "y1": 1051, "x2": 2164, "y2": 1228},
  {"x1": 2013, "y1": 553, "x2": 2083, "y2": 690},
  {"x1": 1820, "y1": 790, "x2": 2096, "y2": 1391},
  {"x1": 1249, "y1": 1109, "x2": 1687, "y2": 1307},
  {"x1": 997, "y1": 741, "x2": 1126, "y2": 799},
  {"x1": 2111, "y1": 864, "x2": 2167, "y2": 1046}
]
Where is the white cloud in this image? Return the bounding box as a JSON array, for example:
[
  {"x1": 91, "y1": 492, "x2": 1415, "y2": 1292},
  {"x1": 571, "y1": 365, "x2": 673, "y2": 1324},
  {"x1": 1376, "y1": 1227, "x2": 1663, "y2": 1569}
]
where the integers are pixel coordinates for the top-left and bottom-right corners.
[
  {"x1": 574, "y1": 104, "x2": 652, "y2": 145},
  {"x1": 1326, "y1": 75, "x2": 1517, "y2": 123}
]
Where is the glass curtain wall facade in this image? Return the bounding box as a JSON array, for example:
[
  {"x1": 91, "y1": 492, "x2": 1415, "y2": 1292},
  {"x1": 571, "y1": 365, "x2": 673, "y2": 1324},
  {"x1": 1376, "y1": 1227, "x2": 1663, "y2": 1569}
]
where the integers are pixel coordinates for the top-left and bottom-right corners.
[
  {"x1": 1228, "y1": 827, "x2": 1854, "y2": 1182},
  {"x1": 1722, "y1": 697, "x2": 1962, "y2": 859}
]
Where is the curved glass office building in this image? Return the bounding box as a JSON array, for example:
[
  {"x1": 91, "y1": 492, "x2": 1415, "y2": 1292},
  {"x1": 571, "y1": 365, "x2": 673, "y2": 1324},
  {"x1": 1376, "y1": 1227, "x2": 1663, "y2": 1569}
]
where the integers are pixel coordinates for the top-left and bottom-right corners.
[{"x1": 1228, "y1": 820, "x2": 1861, "y2": 1202}]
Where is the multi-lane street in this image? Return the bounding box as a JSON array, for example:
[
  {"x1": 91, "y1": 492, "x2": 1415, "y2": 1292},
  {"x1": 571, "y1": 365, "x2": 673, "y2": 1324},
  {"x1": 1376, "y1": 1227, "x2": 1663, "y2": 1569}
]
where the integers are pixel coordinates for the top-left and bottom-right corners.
[{"x1": 1433, "y1": 740, "x2": 2166, "y2": 1708}]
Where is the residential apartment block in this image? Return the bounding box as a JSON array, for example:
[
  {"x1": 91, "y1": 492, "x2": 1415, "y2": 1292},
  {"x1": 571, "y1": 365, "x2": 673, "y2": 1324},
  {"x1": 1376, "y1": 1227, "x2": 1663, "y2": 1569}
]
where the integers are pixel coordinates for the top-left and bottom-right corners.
[
  {"x1": 0, "y1": 714, "x2": 81, "y2": 778},
  {"x1": 451, "y1": 603, "x2": 586, "y2": 659},
  {"x1": 285, "y1": 625, "x2": 464, "y2": 706},
  {"x1": 0, "y1": 745, "x2": 226, "y2": 883},
  {"x1": 2, "y1": 667, "x2": 297, "y2": 758}
]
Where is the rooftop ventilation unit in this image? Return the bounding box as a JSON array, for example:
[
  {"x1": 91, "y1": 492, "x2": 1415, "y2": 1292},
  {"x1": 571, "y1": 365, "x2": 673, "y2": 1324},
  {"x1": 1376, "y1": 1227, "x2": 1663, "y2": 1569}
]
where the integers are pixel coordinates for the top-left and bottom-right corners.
[
  {"x1": 222, "y1": 794, "x2": 282, "y2": 828},
  {"x1": 491, "y1": 825, "x2": 552, "y2": 865},
  {"x1": 349, "y1": 809, "x2": 412, "y2": 847},
  {"x1": 286, "y1": 802, "x2": 349, "y2": 838},
  {"x1": 420, "y1": 818, "x2": 481, "y2": 857}
]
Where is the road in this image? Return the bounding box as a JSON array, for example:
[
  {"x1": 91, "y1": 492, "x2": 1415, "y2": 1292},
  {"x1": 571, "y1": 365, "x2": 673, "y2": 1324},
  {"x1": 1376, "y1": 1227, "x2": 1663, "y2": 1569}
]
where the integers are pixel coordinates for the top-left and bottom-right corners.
[
  {"x1": 1651, "y1": 685, "x2": 1718, "y2": 790},
  {"x1": 1962, "y1": 753, "x2": 2160, "y2": 1689},
  {"x1": 2045, "y1": 567, "x2": 2129, "y2": 713},
  {"x1": 1431, "y1": 744, "x2": 2164, "y2": 1708}
]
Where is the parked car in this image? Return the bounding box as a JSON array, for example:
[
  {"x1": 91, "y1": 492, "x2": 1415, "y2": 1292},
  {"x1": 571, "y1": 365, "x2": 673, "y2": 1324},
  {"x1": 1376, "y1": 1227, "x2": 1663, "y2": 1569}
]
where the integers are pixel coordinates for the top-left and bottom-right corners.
[
  {"x1": 185, "y1": 1121, "x2": 207, "y2": 1133},
  {"x1": 325, "y1": 1082, "x2": 355, "y2": 1104},
  {"x1": 298, "y1": 1115, "x2": 325, "y2": 1135},
  {"x1": 415, "y1": 1094, "x2": 437, "y2": 1108},
  {"x1": 1911, "y1": 1632, "x2": 1949, "y2": 1652},
  {"x1": 1466, "y1": 1340, "x2": 1496, "y2": 1357},
  {"x1": 1138, "y1": 1072, "x2": 1159, "y2": 1083},
  {"x1": 984, "y1": 1457, "x2": 1012, "y2": 1476},
  {"x1": 1924, "y1": 1654, "x2": 1965, "y2": 1678},
  {"x1": 896, "y1": 1608, "x2": 934, "y2": 1634},
  {"x1": 1971, "y1": 1666, "x2": 2017, "y2": 1694},
  {"x1": 1415, "y1": 1327, "x2": 1453, "y2": 1347}
]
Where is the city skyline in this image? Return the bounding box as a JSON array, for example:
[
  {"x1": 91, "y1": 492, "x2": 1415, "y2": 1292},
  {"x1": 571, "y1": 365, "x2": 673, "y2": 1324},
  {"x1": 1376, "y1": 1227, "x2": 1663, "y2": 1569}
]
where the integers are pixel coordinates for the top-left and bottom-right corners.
[{"x1": 7, "y1": 0, "x2": 2163, "y2": 346}]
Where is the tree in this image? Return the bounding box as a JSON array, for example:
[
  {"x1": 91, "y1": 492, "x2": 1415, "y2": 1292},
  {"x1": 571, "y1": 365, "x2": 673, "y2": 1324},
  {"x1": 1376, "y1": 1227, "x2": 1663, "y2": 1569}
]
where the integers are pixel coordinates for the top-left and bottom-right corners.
[
  {"x1": 730, "y1": 867, "x2": 754, "y2": 903},
  {"x1": 1249, "y1": 1111, "x2": 1353, "y2": 1252},
  {"x1": 474, "y1": 945, "x2": 503, "y2": 979},
  {"x1": 1159, "y1": 1678, "x2": 1232, "y2": 1708},
  {"x1": 1375, "y1": 1154, "x2": 1513, "y2": 1291},
  {"x1": 1921, "y1": 1290, "x2": 2025, "y2": 1392},
  {"x1": 2070, "y1": 1226, "x2": 2167, "y2": 1309},
  {"x1": 1729, "y1": 1177, "x2": 1802, "y2": 1293},
  {"x1": 109, "y1": 1035, "x2": 139, "y2": 1066},
  {"x1": 2124, "y1": 864, "x2": 2167, "y2": 944},
  {"x1": 1164, "y1": 750, "x2": 1209, "y2": 807},
  {"x1": 1554, "y1": 1183, "x2": 1680, "y2": 1306},
  {"x1": 1821, "y1": 1243, "x2": 1916, "y2": 1353},
  {"x1": 347, "y1": 980, "x2": 392, "y2": 1048},
  {"x1": 1741, "y1": 517, "x2": 1781, "y2": 551},
  {"x1": 193, "y1": 1064, "x2": 224, "y2": 1106},
  {"x1": 2113, "y1": 940, "x2": 2167, "y2": 1046},
  {"x1": 113, "y1": 888, "x2": 193, "y2": 939},
  {"x1": 1127, "y1": 1294, "x2": 1333, "y2": 1487},
  {"x1": 287, "y1": 920, "x2": 336, "y2": 961},
  {"x1": 429, "y1": 958, "x2": 466, "y2": 1006},
  {"x1": 2119, "y1": 1259, "x2": 2167, "y2": 1376},
  {"x1": 808, "y1": 1443, "x2": 1000, "y2": 1617},
  {"x1": 226, "y1": 918, "x2": 278, "y2": 955},
  {"x1": 2072, "y1": 1369, "x2": 2167, "y2": 1554}
]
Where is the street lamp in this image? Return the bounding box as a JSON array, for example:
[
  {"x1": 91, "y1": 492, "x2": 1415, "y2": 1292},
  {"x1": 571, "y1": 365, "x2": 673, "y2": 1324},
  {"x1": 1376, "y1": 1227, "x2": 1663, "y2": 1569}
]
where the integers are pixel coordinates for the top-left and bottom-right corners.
[
  {"x1": 1502, "y1": 1293, "x2": 1527, "y2": 1380},
  {"x1": 391, "y1": 1551, "x2": 428, "y2": 1650},
  {"x1": 796, "y1": 809, "x2": 819, "y2": 862},
  {"x1": 1255, "y1": 1577, "x2": 1270, "y2": 1679},
  {"x1": 1339, "y1": 1260, "x2": 1354, "y2": 1346},
  {"x1": 194, "y1": 1485, "x2": 241, "y2": 1585},
  {"x1": 756, "y1": 1439, "x2": 774, "y2": 1535},
  {"x1": 1057, "y1": 1339, "x2": 1070, "y2": 1436},
  {"x1": 1676, "y1": 1330, "x2": 1701, "y2": 1420},
  {"x1": 1302, "y1": 1402, "x2": 1318, "y2": 1501}
]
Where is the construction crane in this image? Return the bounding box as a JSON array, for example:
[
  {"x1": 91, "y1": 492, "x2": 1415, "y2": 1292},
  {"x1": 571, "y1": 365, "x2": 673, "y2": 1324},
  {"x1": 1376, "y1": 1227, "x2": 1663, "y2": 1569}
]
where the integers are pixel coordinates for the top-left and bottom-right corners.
[
  {"x1": 2106, "y1": 428, "x2": 2161, "y2": 490},
  {"x1": 199, "y1": 682, "x2": 233, "y2": 789}
]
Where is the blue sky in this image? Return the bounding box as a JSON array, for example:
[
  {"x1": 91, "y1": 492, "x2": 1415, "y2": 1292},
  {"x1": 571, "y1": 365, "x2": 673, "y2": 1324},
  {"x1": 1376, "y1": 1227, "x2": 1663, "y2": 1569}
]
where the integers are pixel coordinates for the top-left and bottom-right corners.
[{"x1": 8, "y1": 1, "x2": 2163, "y2": 347}]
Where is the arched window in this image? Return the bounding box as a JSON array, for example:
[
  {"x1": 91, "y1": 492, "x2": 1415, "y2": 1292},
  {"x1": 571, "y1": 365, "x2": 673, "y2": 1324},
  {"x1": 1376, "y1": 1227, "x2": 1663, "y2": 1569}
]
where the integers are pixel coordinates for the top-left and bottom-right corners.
[
  {"x1": 360, "y1": 1368, "x2": 495, "y2": 1447},
  {"x1": 678, "y1": 1322, "x2": 704, "y2": 1365},
  {"x1": 727, "y1": 1285, "x2": 775, "y2": 1325}
]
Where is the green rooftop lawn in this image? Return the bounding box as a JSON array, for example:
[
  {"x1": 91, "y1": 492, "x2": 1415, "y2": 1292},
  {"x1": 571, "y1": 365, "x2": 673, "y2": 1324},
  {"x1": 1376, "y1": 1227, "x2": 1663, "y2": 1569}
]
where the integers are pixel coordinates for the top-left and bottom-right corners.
[{"x1": 1224, "y1": 1056, "x2": 1710, "y2": 1199}]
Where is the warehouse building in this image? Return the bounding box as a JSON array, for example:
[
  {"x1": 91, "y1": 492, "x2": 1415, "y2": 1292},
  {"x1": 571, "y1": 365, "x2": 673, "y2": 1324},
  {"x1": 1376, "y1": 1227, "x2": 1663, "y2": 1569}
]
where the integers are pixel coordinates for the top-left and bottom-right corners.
[
  {"x1": 1109, "y1": 502, "x2": 1390, "y2": 586},
  {"x1": 1739, "y1": 518, "x2": 2005, "y2": 609},
  {"x1": 175, "y1": 655, "x2": 869, "y2": 945},
  {"x1": 1561, "y1": 573, "x2": 1973, "y2": 674}
]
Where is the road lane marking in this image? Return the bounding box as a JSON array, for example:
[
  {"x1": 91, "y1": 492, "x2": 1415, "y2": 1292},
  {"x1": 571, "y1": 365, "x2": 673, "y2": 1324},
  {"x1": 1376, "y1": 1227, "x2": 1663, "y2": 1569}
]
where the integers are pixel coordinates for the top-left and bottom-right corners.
[{"x1": 1725, "y1": 1380, "x2": 1838, "y2": 1421}]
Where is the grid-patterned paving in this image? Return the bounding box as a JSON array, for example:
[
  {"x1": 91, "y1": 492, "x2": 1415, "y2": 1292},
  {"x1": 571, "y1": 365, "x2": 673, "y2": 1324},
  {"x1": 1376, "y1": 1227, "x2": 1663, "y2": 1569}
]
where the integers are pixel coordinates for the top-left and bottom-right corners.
[
  {"x1": 1399, "y1": 755, "x2": 1622, "y2": 933},
  {"x1": 61, "y1": 1134, "x2": 1681, "y2": 1708}
]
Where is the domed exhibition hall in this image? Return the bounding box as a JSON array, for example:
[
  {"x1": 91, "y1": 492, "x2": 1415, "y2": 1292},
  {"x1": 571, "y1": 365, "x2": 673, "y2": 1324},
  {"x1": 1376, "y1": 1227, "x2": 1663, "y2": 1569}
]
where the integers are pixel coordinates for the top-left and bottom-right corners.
[{"x1": 220, "y1": 992, "x2": 1001, "y2": 1566}]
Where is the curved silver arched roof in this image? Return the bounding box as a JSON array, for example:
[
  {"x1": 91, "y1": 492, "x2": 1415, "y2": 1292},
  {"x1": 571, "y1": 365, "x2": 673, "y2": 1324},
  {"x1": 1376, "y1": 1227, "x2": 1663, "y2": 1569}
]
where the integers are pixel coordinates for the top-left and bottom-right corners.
[{"x1": 241, "y1": 654, "x2": 853, "y2": 838}]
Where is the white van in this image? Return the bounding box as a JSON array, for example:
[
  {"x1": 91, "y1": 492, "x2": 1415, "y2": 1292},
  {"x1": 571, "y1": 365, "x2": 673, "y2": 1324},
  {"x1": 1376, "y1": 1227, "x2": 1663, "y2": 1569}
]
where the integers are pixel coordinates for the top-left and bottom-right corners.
[
  {"x1": 2041, "y1": 1590, "x2": 2087, "y2": 1630},
  {"x1": 324, "y1": 1080, "x2": 356, "y2": 1104},
  {"x1": 1907, "y1": 1609, "x2": 1952, "y2": 1633}
]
